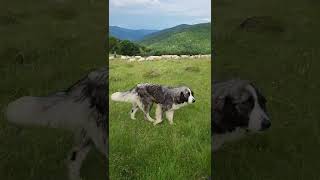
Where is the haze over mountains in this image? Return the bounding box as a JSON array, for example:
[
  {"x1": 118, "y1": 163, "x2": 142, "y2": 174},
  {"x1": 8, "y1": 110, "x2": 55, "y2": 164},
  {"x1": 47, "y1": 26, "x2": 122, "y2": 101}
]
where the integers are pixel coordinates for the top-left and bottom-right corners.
[{"x1": 109, "y1": 26, "x2": 158, "y2": 41}]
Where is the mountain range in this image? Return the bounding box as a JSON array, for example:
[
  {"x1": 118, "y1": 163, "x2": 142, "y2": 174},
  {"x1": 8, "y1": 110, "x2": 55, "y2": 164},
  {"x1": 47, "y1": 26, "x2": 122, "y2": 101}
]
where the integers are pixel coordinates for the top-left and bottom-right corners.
[
  {"x1": 109, "y1": 22, "x2": 211, "y2": 54},
  {"x1": 109, "y1": 26, "x2": 158, "y2": 41}
]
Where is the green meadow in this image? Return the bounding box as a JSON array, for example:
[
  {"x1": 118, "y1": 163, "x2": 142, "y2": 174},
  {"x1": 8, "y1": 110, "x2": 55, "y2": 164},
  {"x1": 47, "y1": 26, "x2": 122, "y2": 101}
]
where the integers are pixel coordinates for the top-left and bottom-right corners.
[{"x1": 109, "y1": 58, "x2": 211, "y2": 179}]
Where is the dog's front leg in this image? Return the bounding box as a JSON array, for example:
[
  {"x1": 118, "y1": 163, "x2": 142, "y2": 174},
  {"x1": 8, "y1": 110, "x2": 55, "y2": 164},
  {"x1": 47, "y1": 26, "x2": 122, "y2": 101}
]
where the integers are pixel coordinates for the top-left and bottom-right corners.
[
  {"x1": 68, "y1": 145, "x2": 91, "y2": 180},
  {"x1": 165, "y1": 110, "x2": 174, "y2": 125},
  {"x1": 153, "y1": 104, "x2": 163, "y2": 125},
  {"x1": 67, "y1": 130, "x2": 92, "y2": 180}
]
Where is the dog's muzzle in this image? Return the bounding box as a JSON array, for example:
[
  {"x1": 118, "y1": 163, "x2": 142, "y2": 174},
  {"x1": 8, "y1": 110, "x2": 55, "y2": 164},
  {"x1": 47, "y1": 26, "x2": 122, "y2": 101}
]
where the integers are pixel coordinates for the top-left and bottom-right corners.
[{"x1": 260, "y1": 119, "x2": 271, "y2": 130}]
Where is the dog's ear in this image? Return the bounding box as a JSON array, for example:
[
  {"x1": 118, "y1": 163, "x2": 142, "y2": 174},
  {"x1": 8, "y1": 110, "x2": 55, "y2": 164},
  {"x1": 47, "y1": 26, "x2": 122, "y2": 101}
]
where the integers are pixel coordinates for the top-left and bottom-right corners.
[
  {"x1": 177, "y1": 91, "x2": 187, "y2": 104},
  {"x1": 256, "y1": 87, "x2": 266, "y2": 103},
  {"x1": 213, "y1": 95, "x2": 237, "y2": 133},
  {"x1": 250, "y1": 83, "x2": 267, "y2": 104}
]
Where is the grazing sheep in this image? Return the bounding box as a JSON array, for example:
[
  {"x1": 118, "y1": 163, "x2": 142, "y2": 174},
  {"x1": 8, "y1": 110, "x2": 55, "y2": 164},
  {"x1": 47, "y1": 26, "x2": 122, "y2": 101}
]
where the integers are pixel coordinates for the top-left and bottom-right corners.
[
  {"x1": 120, "y1": 56, "x2": 127, "y2": 60},
  {"x1": 171, "y1": 55, "x2": 179, "y2": 59},
  {"x1": 129, "y1": 58, "x2": 136, "y2": 62},
  {"x1": 138, "y1": 57, "x2": 146, "y2": 61}
]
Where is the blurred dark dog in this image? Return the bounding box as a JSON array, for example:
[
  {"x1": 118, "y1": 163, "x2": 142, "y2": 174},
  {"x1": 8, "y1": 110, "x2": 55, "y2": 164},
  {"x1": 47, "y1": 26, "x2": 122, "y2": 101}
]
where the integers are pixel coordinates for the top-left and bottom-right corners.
[{"x1": 212, "y1": 79, "x2": 271, "y2": 151}]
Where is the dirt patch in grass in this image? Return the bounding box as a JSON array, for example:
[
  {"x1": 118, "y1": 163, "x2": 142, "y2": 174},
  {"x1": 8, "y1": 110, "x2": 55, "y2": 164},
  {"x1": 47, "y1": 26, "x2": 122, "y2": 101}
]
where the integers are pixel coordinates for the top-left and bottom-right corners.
[
  {"x1": 185, "y1": 66, "x2": 200, "y2": 72},
  {"x1": 0, "y1": 10, "x2": 30, "y2": 26},
  {"x1": 239, "y1": 16, "x2": 285, "y2": 33},
  {"x1": 124, "y1": 63, "x2": 134, "y2": 68},
  {"x1": 143, "y1": 70, "x2": 161, "y2": 78}
]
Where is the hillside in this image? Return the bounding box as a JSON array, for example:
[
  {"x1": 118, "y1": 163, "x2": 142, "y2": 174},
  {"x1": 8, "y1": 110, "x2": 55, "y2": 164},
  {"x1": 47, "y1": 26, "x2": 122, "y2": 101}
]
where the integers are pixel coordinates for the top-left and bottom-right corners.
[
  {"x1": 109, "y1": 26, "x2": 158, "y2": 41},
  {"x1": 139, "y1": 23, "x2": 211, "y2": 55}
]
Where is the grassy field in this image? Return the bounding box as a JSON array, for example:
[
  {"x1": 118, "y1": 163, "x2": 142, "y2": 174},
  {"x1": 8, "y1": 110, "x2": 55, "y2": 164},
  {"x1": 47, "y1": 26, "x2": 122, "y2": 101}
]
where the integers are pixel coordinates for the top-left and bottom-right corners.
[
  {"x1": 109, "y1": 58, "x2": 211, "y2": 179},
  {"x1": 0, "y1": 0, "x2": 107, "y2": 179},
  {"x1": 213, "y1": 0, "x2": 320, "y2": 179}
]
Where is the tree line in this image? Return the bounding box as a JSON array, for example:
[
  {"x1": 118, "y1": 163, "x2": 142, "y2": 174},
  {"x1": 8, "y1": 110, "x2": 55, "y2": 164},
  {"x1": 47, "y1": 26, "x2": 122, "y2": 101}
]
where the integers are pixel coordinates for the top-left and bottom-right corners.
[
  {"x1": 108, "y1": 36, "x2": 210, "y2": 56},
  {"x1": 108, "y1": 36, "x2": 151, "y2": 56}
]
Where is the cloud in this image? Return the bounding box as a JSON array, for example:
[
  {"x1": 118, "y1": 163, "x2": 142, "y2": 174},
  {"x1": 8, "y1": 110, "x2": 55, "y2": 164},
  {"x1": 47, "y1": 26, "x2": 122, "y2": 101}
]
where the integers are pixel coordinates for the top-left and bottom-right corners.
[
  {"x1": 110, "y1": 0, "x2": 211, "y2": 29},
  {"x1": 110, "y1": 0, "x2": 210, "y2": 17},
  {"x1": 110, "y1": 0, "x2": 160, "y2": 7}
]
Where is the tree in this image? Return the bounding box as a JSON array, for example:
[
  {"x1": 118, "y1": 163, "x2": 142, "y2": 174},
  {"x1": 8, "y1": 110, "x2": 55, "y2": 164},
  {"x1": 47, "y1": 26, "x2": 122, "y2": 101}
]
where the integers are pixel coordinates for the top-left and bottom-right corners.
[
  {"x1": 118, "y1": 40, "x2": 140, "y2": 56},
  {"x1": 108, "y1": 36, "x2": 119, "y2": 53}
]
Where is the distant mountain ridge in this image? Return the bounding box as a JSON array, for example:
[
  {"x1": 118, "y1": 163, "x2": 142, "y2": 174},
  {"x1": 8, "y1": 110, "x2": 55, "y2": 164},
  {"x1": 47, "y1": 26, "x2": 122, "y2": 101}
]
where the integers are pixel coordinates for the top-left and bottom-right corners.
[
  {"x1": 109, "y1": 26, "x2": 158, "y2": 41},
  {"x1": 139, "y1": 23, "x2": 211, "y2": 55}
]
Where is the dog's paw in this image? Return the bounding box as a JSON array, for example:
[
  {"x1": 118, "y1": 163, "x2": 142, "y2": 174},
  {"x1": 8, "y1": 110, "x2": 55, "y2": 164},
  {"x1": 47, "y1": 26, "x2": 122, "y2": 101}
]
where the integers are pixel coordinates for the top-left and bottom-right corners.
[
  {"x1": 169, "y1": 121, "x2": 175, "y2": 125},
  {"x1": 148, "y1": 118, "x2": 156, "y2": 122},
  {"x1": 153, "y1": 121, "x2": 161, "y2": 126}
]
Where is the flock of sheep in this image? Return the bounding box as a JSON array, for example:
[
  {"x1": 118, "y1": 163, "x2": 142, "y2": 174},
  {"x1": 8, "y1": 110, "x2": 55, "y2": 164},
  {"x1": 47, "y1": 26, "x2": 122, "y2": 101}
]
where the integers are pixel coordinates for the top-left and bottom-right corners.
[{"x1": 109, "y1": 54, "x2": 211, "y2": 62}]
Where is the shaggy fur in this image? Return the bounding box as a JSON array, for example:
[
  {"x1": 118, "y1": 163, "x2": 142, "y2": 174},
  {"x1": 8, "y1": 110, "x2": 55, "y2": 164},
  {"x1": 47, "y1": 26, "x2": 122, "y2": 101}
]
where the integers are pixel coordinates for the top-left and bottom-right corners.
[
  {"x1": 6, "y1": 67, "x2": 108, "y2": 180},
  {"x1": 111, "y1": 83, "x2": 195, "y2": 125}
]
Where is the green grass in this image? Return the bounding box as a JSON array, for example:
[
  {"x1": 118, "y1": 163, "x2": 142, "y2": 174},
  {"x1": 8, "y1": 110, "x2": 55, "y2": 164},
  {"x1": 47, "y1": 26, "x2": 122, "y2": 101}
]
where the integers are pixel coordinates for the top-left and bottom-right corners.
[
  {"x1": 140, "y1": 23, "x2": 211, "y2": 55},
  {"x1": 109, "y1": 59, "x2": 211, "y2": 179},
  {"x1": 213, "y1": 0, "x2": 320, "y2": 179},
  {"x1": 0, "y1": 0, "x2": 107, "y2": 179}
]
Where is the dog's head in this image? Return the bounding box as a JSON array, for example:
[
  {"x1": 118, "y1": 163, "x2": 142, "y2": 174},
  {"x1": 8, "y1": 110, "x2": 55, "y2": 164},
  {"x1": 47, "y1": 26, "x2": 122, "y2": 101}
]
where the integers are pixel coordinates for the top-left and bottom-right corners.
[
  {"x1": 213, "y1": 80, "x2": 271, "y2": 133},
  {"x1": 178, "y1": 87, "x2": 196, "y2": 104}
]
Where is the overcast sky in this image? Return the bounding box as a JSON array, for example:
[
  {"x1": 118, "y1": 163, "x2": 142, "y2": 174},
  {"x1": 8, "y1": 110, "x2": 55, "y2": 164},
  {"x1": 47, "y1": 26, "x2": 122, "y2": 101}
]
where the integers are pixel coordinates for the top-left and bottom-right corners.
[{"x1": 109, "y1": 0, "x2": 211, "y2": 30}]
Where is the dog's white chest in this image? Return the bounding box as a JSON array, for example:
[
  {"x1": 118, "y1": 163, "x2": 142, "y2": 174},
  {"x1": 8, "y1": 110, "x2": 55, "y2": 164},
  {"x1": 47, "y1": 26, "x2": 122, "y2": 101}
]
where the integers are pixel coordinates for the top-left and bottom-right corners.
[{"x1": 171, "y1": 102, "x2": 187, "y2": 110}]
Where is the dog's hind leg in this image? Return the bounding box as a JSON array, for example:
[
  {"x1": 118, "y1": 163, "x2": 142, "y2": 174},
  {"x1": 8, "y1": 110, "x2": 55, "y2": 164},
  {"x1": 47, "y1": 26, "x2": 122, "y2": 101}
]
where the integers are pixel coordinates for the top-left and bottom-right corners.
[
  {"x1": 153, "y1": 104, "x2": 163, "y2": 125},
  {"x1": 130, "y1": 103, "x2": 139, "y2": 120},
  {"x1": 68, "y1": 129, "x2": 92, "y2": 180},
  {"x1": 136, "y1": 101, "x2": 155, "y2": 122},
  {"x1": 165, "y1": 110, "x2": 174, "y2": 125}
]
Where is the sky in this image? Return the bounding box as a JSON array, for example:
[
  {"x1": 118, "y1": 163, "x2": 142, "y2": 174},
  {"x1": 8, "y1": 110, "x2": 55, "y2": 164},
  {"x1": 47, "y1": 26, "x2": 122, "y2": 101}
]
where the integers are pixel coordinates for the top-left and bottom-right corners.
[{"x1": 109, "y1": 0, "x2": 211, "y2": 30}]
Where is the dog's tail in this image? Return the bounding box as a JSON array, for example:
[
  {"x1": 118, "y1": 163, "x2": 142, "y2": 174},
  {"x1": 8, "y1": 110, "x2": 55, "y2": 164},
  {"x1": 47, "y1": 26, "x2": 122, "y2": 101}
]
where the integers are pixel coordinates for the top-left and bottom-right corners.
[
  {"x1": 5, "y1": 96, "x2": 63, "y2": 127},
  {"x1": 111, "y1": 91, "x2": 136, "y2": 103}
]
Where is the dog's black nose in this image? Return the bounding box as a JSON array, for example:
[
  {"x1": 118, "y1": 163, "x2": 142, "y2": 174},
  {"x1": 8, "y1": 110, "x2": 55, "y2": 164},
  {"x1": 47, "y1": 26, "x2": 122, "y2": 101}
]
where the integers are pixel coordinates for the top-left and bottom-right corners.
[
  {"x1": 261, "y1": 120, "x2": 271, "y2": 130},
  {"x1": 192, "y1": 99, "x2": 195, "y2": 103}
]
